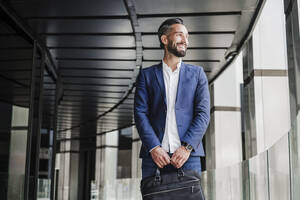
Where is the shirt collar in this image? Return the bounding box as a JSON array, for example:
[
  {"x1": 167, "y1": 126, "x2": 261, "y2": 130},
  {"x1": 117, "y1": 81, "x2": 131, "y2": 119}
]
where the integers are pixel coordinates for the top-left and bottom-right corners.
[{"x1": 162, "y1": 59, "x2": 182, "y2": 73}]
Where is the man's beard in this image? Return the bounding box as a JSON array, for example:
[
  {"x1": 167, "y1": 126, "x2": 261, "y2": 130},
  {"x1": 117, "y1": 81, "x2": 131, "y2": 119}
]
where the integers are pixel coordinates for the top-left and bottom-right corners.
[{"x1": 167, "y1": 41, "x2": 187, "y2": 57}]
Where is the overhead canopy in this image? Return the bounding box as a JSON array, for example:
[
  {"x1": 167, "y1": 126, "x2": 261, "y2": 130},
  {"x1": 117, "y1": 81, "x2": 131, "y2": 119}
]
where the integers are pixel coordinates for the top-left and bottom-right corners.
[{"x1": 0, "y1": 0, "x2": 265, "y2": 140}]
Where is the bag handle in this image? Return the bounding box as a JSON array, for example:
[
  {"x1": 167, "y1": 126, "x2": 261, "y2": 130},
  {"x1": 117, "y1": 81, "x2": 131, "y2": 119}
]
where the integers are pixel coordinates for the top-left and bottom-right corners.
[{"x1": 154, "y1": 168, "x2": 185, "y2": 183}]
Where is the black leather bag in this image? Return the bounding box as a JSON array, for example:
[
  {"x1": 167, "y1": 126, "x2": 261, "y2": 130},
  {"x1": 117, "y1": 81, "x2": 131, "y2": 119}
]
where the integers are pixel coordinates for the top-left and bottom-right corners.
[{"x1": 140, "y1": 169, "x2": 205, "y2": 200}]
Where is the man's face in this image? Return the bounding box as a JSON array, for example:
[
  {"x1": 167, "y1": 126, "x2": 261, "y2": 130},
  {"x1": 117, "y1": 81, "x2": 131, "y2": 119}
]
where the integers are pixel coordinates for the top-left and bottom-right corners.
[{"x1": 165, "y1": 24, "x2": 189, "y2": 57}]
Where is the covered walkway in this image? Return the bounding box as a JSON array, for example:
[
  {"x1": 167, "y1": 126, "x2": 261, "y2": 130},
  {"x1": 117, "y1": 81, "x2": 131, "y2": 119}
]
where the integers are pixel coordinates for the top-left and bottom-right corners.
[{"x1": 0, "y1": 0, "x2": 300, "y2": 199}]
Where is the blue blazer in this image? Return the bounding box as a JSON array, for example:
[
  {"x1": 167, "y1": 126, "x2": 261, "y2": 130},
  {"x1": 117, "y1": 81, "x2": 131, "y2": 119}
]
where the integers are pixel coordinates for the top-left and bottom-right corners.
[{"x1": 134, "y1": 62, "x2": 210, "y2": 158}]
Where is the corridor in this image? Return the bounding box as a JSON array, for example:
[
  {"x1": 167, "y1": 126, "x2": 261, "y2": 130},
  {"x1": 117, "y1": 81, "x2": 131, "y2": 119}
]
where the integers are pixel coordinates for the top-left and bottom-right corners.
[{"x1": 0, "y1": 0, "x2": 300, "y2": 199}]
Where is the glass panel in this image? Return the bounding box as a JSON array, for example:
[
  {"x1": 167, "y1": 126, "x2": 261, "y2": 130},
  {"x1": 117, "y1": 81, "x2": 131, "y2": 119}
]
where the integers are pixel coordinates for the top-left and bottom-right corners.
[
  {"x1": 290, "y1": 114, "x2": 300, "y2": 199},
  {"x1": 7, "y1": 129, "x2": 28, "y2": 200},
  {"x1": 268, "y1": 134, "x2": 290, "y2": 200},
  {"x1": 201, "y1": 134, "x2": 292, "y2": 200},
  {"x1": 201, "y1": 171, "x2": 215, "y2": 200},
  {"x1": 201, "y1": 162, "x2": 244, "y2": 200},
  {"x1": 98, "y1": 178, "x2": 142, "y2": 200},
  {"x1": 248, "y1": 151, "x2": 269, "y2": 200}
]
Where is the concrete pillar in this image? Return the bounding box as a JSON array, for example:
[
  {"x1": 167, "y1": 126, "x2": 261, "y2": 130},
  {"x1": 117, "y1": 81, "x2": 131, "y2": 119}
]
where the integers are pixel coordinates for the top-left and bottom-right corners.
[
  {"x1": 95, "y1": 131, "x2": 118, "y2": 200},
  {"x1": 56, "y1": 131, "x2": 80, "y2": 200},
  {"x1": 57, "y1": 132, "x2": 71, "y2": 200},
  {"x1": 131, "y1": 126, "x2": 142, "y2": 178},
  {"x1": 7, "y1": 105, "x2": 28, "y2": 200},
  {"x1": 206, "y1": 53, "x2": 243, "y2": 169},
  {"x1": 247, "y1": 0, "x2": 290, "y2": 155},
  {"x1": 69, "y1": 141, "x2": 80, "y2": 200}
]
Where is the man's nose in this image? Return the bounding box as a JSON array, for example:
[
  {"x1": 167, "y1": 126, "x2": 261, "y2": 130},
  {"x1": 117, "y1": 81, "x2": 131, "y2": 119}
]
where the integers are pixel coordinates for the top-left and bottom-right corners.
[{"x1": 183, "y1": 37, "x2": 189, "y2": 46}]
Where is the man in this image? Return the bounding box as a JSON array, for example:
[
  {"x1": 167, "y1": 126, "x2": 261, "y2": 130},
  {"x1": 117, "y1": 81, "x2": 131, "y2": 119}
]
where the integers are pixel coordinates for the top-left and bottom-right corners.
[{"x1": 134, "y1": 18, "x2": 210, "y2": 179}]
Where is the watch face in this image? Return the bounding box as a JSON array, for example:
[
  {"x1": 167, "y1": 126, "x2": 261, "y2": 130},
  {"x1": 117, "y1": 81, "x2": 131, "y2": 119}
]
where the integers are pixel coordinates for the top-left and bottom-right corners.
[
  {"x1": 182, "y1": 142, "x2": 193, "y2": 151},
  {"x1": 186, "y1": 145, "x2": 193, "y2": 151}
]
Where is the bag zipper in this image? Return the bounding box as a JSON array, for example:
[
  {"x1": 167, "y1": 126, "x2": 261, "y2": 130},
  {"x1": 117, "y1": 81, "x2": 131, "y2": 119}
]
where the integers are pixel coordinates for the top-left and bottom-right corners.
[{"x1": 143, "y1": 180, "x2": 200, "y2": 197}]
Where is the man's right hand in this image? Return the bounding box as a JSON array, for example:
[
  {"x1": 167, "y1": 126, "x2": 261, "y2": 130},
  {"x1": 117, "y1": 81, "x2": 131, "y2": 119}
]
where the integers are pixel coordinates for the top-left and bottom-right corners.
[{"x1": 150, "y1": 146, "x2": 171, "y2": 168}]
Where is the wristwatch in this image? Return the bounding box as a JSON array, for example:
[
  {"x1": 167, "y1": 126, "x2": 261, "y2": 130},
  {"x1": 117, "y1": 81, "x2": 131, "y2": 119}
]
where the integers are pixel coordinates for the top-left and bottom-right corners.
[{"x1": 182, "y1": 142, "x2": 193, "y2": 152}]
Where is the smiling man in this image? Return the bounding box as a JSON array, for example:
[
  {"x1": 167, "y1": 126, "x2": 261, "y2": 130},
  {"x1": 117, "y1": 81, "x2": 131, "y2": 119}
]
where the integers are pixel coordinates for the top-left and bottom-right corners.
[{"x1": 134, "y1": 18, "x2": 210, "y2": 179}]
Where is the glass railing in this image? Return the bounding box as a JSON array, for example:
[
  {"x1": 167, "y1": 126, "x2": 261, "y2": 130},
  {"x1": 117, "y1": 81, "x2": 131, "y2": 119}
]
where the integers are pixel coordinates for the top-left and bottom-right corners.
[
  {"x1": 97, "y1": 114, "x2": 299, "y2": 200},
  {"x1": 95, "y1": 178, "x2": 142, "y2": 200},
  {"x1": 203, "y1": 114, "x2": 299, "y2": 200},
  {"x1": 201, "y1": 114, "x2": 299, "y2": 200},
  {"x1": 200, "y1": 133, "x2": 290, "y2": 200},
  {"x1": 289, "y1": 115, "x2": 300, "y2": 200}
]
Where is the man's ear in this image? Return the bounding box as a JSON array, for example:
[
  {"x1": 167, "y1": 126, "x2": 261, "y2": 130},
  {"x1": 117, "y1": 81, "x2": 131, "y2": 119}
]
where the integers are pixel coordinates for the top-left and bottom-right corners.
[{"x1": 161, "y1": 35, "x2": 168, "y2": 46}]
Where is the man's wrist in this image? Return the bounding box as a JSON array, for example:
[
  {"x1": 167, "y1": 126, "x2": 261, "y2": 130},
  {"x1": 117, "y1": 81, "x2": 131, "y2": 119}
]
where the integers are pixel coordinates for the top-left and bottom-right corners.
[
  {"x1": 181, "y1": 142, "x2": 193, "y2": 152},
  {"x1": 149, "y1": 145, "x2": 160, "y2": 152}
]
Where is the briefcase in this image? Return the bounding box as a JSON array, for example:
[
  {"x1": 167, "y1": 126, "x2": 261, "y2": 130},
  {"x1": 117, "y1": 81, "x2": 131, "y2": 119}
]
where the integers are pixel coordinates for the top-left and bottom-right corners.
[{"x1": 140, "y1": 168, "x2": 205, "y2": 200}]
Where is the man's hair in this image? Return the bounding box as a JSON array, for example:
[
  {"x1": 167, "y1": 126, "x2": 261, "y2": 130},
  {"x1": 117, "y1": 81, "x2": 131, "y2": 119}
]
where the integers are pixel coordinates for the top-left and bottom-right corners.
[{"x1": 158, "y1": 18, "x2": 184, "y2": 49}]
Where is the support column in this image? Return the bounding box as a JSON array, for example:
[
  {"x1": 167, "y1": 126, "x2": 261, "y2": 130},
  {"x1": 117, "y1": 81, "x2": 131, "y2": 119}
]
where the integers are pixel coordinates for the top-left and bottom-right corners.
[
  {"x1": 131, "y1": 126, "x2": 142, "y2": 178},
  {"x1": 244, "y1": 0, "x2": 291, "y2": 156},
  {"x1": 57, "y1": 134, "x2": 70, "y2": 200},
  {"x1": 7, "y1": 105, "x2": 29, "y2": 200},
  {"x1": 69, "y1": 141, "x2": 80, "y2": 200},
  {"x1": 205, "y1": 53, "x2": 244, "y2": 200},
  {"x1": 206, "y1": 53, "x2": 243, "y2": 169},
  {"x1": 56, "y1": 131, "x2": 80, "y2": 200},
  {"x1": 95, "y1": 131, "x2": 118, "y2": 200}
]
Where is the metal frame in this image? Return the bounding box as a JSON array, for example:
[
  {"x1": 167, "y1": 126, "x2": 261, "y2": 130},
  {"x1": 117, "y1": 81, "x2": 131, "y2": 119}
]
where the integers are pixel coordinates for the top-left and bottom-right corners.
[
  {"x1": 284, "y1": 1, "x2": 300, "y2": 198},
  {"x1": 50, "y1": 75, "x2": 60, "y2": 200},
  {"x1": 33, "y1": 50, "x2": 46, "y2": 200},
  {"x1": 24, "y1": 40, "x2": 37, "y2": 200}
]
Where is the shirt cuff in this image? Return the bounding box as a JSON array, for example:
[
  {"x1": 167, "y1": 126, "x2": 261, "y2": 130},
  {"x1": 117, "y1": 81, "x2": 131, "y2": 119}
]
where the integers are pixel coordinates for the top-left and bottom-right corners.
[{"x1": 149, "y1": 145, "x2": 160, "y2": 152}]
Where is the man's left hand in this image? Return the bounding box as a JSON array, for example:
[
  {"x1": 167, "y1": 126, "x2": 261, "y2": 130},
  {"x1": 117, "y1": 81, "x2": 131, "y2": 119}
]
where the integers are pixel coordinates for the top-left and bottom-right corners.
[{"x1": 170, "y1": 146, "x2": 191, "y2": 168}]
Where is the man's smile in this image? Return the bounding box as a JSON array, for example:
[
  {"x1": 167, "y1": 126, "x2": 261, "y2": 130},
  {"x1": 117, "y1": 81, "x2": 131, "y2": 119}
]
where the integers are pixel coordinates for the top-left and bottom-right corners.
[{"x1": 177, "y1": 43, "x2": 187, "y2": 50}]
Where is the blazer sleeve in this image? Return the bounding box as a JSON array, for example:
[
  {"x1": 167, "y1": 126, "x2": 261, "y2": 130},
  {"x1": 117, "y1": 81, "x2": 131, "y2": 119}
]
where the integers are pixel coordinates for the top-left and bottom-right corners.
[
  {"x1": 134, "y1": 70, "x2": 161, "y2": 152},
  {"x1": 182, "y1": 67, "x2": 210, "y2": 150}
]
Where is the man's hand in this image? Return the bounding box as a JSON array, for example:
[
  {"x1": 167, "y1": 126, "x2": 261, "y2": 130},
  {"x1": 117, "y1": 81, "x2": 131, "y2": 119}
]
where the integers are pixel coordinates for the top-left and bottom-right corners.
[
  {"x1": 150, "y1": 146, "x2": 171, "y2": 168},
  {"x1": 171, "y1": 146, "x2": 191, "y2": 168}
]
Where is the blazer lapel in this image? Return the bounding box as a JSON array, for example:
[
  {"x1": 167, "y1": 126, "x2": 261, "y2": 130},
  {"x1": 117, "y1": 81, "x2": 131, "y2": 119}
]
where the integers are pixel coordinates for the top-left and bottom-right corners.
[
  {"x1": 154, "y1": 63, "x2": 167, "y2": 107},
  {"x1": 176, "y1": 62, "x2": 186, "y2": 105}
]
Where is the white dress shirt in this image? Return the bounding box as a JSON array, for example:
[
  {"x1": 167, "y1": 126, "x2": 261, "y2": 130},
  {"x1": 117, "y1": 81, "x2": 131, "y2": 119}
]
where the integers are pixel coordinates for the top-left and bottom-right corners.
[{"x1": 161, "y1": 60, "x2": 182, "y2": 153}]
